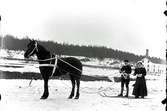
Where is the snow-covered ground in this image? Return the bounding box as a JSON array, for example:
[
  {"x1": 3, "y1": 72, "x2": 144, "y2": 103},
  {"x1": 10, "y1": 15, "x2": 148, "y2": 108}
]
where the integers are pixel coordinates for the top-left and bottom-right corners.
[
  {"x1": 0, "y1": 49, "x2": 166, "y2": 111},
  {"x1": 0, "y1": 76, "x2": 166, "y2": 111}
]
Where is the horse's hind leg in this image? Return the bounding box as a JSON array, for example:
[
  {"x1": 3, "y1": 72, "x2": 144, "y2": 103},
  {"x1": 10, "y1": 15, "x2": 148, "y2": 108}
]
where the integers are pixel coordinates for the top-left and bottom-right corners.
[
  {"x1": 68, "y1": 76, "x2": 75, "y2": 99},
  {"x1": 75, "y1": 78, "x2": 80, "y2": 99}
]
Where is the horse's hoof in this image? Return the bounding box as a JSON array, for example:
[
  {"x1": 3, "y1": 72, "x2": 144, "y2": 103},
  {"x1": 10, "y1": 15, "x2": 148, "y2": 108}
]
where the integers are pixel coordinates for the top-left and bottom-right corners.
[
  {"x1": 68, "y1": 96, "x2": 73, "y2": 99},
  {"x1": 40, "y1": 96, "x2": 48, "y2": 99},
  {"x1": 74, "y1": 96, "x2": 79, "y2": 99},
  {"x1": 68, "y1": 94, "x2": 74, "y2": 99}
]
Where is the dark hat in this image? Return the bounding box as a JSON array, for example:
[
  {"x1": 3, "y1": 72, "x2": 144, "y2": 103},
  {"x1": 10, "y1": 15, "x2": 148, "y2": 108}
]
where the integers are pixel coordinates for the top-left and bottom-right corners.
[{"x1": 124, "y1": 60, "x2": 129, "y2": 62}]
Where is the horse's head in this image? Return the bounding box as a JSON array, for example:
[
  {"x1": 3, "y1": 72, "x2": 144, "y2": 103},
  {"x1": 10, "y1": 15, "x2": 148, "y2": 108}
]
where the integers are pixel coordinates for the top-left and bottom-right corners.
[{"x1": 24, "y1": 39, "x2": 38, "y2": 58}]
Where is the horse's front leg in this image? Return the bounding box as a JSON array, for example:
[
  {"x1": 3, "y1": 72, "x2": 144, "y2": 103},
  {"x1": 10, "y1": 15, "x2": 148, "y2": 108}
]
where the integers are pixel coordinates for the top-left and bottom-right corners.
[{"x1": 41, "y1": 78, "x2": 49, "y2": 99}]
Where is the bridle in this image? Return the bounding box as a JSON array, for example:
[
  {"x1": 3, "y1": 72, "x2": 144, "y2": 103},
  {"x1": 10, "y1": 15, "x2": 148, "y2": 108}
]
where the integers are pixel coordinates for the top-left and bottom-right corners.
[
  {"x1": 27, "y1": 42, "x2": 38, "y2": 58},
  {"x1": 26, "y1": 41, "x2": 58, "y2": 77},
  {"x1": 26, "y1": 41, "x2": 82, "y2": 77}
]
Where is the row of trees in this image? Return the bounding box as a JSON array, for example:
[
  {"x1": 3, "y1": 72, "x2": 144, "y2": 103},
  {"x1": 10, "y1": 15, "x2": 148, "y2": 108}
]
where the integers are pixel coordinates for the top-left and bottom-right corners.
[{"x1": 0, "y1": 35, "x2": 164, "y2": 64}]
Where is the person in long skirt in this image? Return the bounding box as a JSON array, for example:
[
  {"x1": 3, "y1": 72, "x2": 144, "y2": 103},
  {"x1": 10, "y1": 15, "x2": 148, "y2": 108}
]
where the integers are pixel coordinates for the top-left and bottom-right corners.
[{"x1": 132, "y1": 61, "x2": 147, "y2": 98}]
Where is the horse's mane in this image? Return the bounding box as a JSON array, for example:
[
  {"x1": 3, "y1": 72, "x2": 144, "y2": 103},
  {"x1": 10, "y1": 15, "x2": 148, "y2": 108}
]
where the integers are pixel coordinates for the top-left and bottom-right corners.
[{"x1": 37, "y1": 44, "x2": 51, "y2": 58}]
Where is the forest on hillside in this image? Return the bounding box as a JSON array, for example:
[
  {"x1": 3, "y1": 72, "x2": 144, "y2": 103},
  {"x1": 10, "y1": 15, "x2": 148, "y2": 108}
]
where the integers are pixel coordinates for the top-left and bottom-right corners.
[{"x1": 0, "y1": 35, "x2": 164, "y2": 64}]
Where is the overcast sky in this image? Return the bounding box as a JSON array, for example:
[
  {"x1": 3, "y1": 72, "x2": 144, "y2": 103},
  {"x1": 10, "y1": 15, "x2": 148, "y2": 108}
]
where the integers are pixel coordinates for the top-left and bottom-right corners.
[{"x1": 0, "y1": 0, "x2": 166, "y2": 58}]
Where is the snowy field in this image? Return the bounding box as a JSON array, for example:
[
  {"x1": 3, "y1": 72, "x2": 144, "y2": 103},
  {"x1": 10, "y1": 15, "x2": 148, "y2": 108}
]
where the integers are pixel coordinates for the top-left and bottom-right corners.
[
  {"x1": 0, "y1": 49, "x2": 166, "y2": 111},
  {"x1": 0, "y1": 76, "x2": 166, "y2": 111}
]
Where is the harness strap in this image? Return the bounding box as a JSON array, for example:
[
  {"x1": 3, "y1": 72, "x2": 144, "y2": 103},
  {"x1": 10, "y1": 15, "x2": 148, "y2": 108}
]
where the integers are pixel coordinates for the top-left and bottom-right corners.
[
  {"x1": 58, "y1": 58, "x2": 82, "y2": 72},
  {"x1": 49, "y1": 54, "x2": 52, "y2": 64},
  {"x1": 37, "y1": 55, "x2": 82, "y2": 74},
  {"x1": 39, "y1": 64, "x2": 56, "y2": 67},
  {"x1": 50, "y1": 56, "x2": 58, "y2": 78},
  {"x1": 37, "y1": 58, "x2": 56, "y2": 62},
  {"x1": 27, "y1": 42, "x2": 38, "y2": 57}
]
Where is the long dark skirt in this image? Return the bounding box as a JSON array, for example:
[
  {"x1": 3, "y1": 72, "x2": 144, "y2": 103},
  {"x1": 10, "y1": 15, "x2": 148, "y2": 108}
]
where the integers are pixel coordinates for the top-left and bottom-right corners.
[{"x1": 132, "y1": 77, "x2": 147, "y2": 97}]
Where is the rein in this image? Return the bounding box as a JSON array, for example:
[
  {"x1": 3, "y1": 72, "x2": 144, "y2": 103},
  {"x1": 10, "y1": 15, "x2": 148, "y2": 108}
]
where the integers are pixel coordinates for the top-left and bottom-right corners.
[
  {"x1": 37, "y1": 56, "x2": 82, "y2": 77},
  {"x1": 27, "y1": 42, "x2": 81, "y2": 73},
  {"x1": 37, "y1": 57, "x2": 82, "y2": 72},
  {"x1": 25, "y1": 42, "x2": 117, "y2": 86},
  {"x1": 27, "y1": 42, "x2": 59, "y2": 77},
  {"x1": 36, "y1": 55, "x2": 58, "y2": 78}
]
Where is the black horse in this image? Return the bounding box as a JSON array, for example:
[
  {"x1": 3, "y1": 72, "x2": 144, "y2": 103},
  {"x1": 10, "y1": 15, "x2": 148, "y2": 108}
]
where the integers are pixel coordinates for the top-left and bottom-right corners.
[{"x1": 24, "y1": 40, "x2": 82, "y2": 99}]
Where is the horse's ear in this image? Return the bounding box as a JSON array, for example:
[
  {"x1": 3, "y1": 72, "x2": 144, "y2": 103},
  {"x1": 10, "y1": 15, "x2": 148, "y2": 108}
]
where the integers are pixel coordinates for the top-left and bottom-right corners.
[
  {"x1": 33, "y1": 39, "x2": 38, "y2": 43},
  {"x1": 29, "y1": 39, "x2": 32, "y2": 42},
  {"x1": 32, "y1": 39, "x2": 36, "y2": 42}
]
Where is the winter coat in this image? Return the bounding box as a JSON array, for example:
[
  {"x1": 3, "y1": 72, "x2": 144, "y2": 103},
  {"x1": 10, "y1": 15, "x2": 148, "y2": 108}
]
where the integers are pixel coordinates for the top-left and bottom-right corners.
[
  {"x1": 120, "y1": 65, "x2": 132, "y2": 79},
  {"x1": 132, "y1": 67, "x2": 147, "y2": 97},
  {"x1": 120, "y1": 65, "x2": 132, "y2": 74}
]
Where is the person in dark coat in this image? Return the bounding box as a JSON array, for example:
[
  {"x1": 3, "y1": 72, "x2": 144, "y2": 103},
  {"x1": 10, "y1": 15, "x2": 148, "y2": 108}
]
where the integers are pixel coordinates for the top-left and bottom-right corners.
[
  {"x1": 132, "y1": 61, "x2": 147, "y2": 98},
  {"x1": 118, "y1": 60, "x2": 132, "y2": 97}
]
